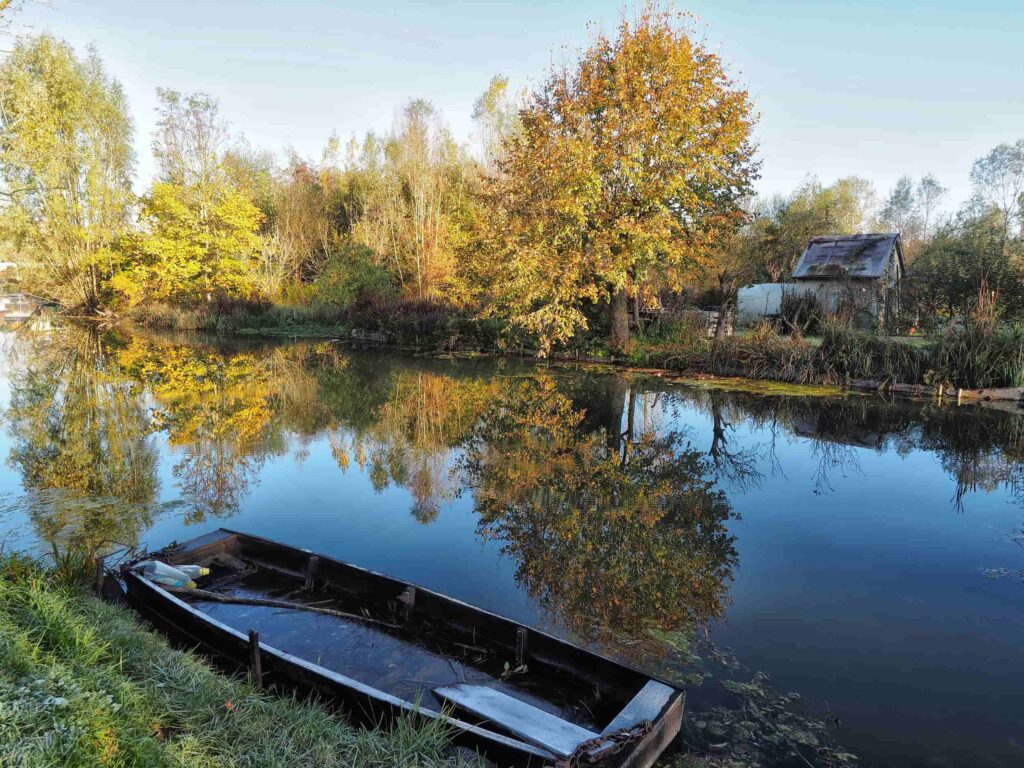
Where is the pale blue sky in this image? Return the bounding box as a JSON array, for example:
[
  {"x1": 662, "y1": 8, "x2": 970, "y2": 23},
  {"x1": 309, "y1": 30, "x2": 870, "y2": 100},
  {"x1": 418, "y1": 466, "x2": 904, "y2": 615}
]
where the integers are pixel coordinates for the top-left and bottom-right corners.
[{"x1": 14, "y1": 0, "x2": 1024, "y2": 209}]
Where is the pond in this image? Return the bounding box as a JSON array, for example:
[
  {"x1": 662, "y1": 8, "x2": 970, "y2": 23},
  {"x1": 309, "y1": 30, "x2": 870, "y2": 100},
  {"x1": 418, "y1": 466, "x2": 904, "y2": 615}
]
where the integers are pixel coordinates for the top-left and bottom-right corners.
[{"x1": 1, "y1": 323, "x2": 1022, "y2": 768}]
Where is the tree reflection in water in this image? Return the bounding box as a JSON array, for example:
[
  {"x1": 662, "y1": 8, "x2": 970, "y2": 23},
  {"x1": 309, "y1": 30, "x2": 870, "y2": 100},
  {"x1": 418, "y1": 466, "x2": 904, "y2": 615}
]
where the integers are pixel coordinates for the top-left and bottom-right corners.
[
  {"x1": 460, "y1": 375, "x2": 738, "y2": 643},
  {"x1": 7, "y1": 327, "x2": 1024, "y2": 766},
  {"x1": 3, "y1": 328, "x2": 160, "y2": 560}
]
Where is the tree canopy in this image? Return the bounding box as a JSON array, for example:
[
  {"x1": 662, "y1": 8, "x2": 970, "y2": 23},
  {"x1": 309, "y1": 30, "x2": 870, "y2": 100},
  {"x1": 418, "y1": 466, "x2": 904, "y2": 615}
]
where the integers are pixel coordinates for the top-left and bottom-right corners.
[
  {"x1": 478, "y1": 6, "x2": 758, "y2": 354},
  {"x1": 0, "y1": 34, "x2": 134, "y2": 310}
]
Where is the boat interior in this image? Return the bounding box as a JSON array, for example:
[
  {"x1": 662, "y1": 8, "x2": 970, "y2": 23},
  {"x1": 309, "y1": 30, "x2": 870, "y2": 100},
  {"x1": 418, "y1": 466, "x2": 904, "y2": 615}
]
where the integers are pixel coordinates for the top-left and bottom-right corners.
[{"x1": 142, "y1": 530, "x2": 677, "y2": 759}]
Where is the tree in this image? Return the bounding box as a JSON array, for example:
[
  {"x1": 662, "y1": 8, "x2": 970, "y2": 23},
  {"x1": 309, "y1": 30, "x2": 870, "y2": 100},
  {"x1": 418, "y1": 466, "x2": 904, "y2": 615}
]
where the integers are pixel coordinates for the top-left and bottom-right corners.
[
  {"x1": 732, "y1": 175, "x2": 879, "y2": 286},
  {"x1": 111, "y1": 182, "x2": 263, "y2": 305},
  {"x1": 0, "y1": 35, "x2": 134, "y2": 311},
  {"x1": 112, "y1": 89, "x2": 265, "y2": 305},
  {"x1": 152, "y1": 88, "x2": 230, "y2": 187},
  {"x1": 969, "y1": 139, "x2": 1024, "y2": 254},
  {"x1": 472, "y1": 75, "x2": 521, "y2": 177},
  {"x1": 349, "y1": 100, "x2": 477, "y2": 301},
  {"x1": 906, "y1": 207, "x2": 1024, "y2": 327},
  {"x1": 916, "y1": 174, "x2": 947, "y2": 241},
  {"x1": 878, "y1": 175, "x2": 921, "y2": 251},
  {"x1": 483, "y1": 5, "x2": 758, "y2": 354}
]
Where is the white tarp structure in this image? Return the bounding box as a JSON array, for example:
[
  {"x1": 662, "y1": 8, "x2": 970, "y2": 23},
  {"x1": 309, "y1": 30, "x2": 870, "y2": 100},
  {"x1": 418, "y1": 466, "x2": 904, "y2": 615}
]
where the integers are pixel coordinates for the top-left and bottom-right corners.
[{"x1": 737, "y1": 283, "x2": 796, "y2": 324}]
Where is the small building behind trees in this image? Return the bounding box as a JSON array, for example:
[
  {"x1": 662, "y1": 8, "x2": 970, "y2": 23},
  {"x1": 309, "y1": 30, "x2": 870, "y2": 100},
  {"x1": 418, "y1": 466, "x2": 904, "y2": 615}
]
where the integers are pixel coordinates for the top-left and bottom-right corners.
[{"x1": 737, "y1": 233, "x2": 906, "y2": 329}]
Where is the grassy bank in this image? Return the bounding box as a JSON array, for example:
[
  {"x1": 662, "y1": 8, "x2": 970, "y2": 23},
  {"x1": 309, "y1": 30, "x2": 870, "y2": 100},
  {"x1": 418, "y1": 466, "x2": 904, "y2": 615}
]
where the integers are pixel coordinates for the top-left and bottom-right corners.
[{"x1": 0, "y1": 558, "x2": 478, "y2": 768}]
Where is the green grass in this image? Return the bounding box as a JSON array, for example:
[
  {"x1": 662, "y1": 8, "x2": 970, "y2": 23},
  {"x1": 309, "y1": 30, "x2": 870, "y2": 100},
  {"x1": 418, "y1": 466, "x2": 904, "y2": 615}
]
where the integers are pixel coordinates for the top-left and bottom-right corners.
[{"x1": 0, "y1": 558, "x2": 480, "y2": 767}]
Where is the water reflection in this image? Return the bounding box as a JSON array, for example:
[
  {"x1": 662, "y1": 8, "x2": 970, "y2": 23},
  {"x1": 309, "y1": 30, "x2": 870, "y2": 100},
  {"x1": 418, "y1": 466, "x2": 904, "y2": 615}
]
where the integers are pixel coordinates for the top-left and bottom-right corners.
[
  {"x1": 4, "y1": 329, "x2": 159, "y2": 560},
  {"x1": 4, "y1": 323, "x2": 1024, "y2": 767},
  {"x1": 461, "y1": 376, "x2": 736, "y2": 640}
]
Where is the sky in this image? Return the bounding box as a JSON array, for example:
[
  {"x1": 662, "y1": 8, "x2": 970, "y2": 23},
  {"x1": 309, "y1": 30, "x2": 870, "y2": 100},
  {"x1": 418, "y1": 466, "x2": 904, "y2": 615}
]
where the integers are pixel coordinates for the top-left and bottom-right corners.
[{"x1": 10, "y1": 0, "x2": 1024, "y2": 210}]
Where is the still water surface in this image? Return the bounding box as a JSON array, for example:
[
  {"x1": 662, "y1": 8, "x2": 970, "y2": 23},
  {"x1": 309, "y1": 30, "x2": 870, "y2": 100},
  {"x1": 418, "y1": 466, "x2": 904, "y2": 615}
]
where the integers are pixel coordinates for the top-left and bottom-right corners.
[{"x1": 1, "y1": 324, "x2": 1022, "y2": 767}]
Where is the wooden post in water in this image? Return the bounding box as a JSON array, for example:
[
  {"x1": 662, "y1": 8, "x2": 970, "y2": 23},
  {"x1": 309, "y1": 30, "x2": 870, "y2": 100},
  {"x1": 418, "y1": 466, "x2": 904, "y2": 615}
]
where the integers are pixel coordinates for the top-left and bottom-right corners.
[
  {"x1": 515, "y1": 626, "x2": 528, "y2": 667},
  {"x1": 94, "y1": 558, "x2": 105, "y2": 597},
  {"x1": 304, "y1": 556, "x2": 319, "y2": 589},
  {"x1": 248, "y1": 630, "x2": 263, "y2": 687}
]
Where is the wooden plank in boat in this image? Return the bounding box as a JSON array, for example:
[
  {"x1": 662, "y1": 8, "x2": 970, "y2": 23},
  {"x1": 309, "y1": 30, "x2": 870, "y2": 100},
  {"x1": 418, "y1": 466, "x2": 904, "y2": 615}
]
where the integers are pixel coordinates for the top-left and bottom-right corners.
[
  {"x1": 435, "y1": 683, "x2": 597, "y2": 757},
  {"x1": 601, "y1": 680, "x2": 674, "y2": 735}
]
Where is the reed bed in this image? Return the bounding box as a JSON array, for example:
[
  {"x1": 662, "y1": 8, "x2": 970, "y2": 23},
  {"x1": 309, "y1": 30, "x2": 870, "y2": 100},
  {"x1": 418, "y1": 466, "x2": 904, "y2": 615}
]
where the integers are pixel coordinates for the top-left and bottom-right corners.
[{"x1": 635, "y1": 319, "x2": 1024, "y2": 390}]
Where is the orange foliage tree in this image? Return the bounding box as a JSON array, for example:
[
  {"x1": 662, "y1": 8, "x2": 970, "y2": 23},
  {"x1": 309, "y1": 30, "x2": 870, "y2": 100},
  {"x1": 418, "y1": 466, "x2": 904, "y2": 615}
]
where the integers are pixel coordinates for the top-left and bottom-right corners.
[{"x1": 479, "y1": 4, "x2": 758, "y2": 354}]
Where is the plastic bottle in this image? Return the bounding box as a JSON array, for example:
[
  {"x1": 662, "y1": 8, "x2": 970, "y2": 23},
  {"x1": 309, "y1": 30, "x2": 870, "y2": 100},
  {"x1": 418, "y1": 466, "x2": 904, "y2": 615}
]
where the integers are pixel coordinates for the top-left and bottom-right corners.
[
  {"x1": 135, "y1": 560, "x2": 197, "y2": 589},
  {"x1": 175, "y1": 565, "x2": 211, "y2": 578}
]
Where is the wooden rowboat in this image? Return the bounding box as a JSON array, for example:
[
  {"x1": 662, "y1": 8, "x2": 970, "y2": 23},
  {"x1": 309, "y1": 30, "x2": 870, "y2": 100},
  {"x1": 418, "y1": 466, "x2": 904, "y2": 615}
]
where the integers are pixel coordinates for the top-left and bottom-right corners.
[{"x1": 117, "y1": 528, "x2": 683, "y2": 767}]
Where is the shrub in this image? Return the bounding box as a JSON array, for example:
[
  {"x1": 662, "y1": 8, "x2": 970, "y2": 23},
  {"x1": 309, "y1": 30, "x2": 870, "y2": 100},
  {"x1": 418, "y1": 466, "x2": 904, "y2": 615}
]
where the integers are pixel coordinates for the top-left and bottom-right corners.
[
  {"x1": 814, "y1": 319, "x2": 929, "y2": 384},
  {"x1": 931, "y1": 326, "x2": 1024, "y2": 389},
  {"x1": 313, "y1": 244, "x2": 396, "y2": 314}
]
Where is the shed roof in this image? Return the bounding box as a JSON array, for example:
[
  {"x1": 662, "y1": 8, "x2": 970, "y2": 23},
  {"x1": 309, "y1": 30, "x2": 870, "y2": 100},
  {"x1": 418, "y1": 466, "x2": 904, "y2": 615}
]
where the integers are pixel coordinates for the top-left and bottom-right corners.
[{"x1": 792, "y1": 233, "x2": 901, "y2": 280}]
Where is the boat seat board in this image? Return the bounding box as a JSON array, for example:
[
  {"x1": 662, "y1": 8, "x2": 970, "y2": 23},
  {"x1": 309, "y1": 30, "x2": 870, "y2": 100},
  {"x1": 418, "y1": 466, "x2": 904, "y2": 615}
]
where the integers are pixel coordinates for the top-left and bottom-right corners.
[
  {"x1": 434, "y1": 683, "x2": 597, "y2": 757},
  {"x1": 601, "y1": 680, "x2": 675, "y2": 735}
]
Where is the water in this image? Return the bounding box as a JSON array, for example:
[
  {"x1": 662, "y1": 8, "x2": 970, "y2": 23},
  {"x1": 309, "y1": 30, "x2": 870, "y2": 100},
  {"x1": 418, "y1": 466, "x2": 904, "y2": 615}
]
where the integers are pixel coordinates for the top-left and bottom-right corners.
[{"x1": 1, "y1": 323, "x2": 1022, "y2": 767}]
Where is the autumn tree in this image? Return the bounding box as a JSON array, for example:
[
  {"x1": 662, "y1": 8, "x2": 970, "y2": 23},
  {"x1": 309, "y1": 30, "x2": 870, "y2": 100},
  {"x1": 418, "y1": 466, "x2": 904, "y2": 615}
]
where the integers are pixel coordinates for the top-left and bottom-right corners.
[
  {"x1": 482, "y1": 5, "x2": 758, "y2": 354},
  {"x1": 111, "y1": 182, "x2": 263, "y2": 305},
  {"x1": 0, "y1": 35, "x2": 134, "y2": 311},
  {"x1": 351, "y1": 100, "x2": 476, "y2": 301},
  {"x1": 112, "y1": 89, "x2": 263, "y2": 305}
]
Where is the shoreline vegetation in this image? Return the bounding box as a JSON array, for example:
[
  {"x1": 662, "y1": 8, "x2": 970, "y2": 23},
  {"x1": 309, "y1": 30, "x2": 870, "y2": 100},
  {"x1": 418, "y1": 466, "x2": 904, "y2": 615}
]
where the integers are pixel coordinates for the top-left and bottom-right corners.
[{"x1": 118, "y1": 301, "x2": 1024, "y2": 403}]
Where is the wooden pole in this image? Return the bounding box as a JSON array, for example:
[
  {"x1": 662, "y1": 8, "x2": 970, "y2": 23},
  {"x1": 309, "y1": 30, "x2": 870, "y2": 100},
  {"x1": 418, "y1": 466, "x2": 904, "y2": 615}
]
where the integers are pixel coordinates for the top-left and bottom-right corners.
[
  {"x1": 248, "y1": 630, "x2": 263, "y2": 687},
  {"x1": 94, "y1": 558, "x2": 105, "y2": 597}
]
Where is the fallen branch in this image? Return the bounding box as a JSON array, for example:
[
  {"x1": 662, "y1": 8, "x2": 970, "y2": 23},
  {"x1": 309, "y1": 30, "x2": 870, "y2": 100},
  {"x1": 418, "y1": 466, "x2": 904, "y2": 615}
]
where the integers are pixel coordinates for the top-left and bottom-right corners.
[{"x1": 163, "y1": 586, "x2": 402, "y2": 631}]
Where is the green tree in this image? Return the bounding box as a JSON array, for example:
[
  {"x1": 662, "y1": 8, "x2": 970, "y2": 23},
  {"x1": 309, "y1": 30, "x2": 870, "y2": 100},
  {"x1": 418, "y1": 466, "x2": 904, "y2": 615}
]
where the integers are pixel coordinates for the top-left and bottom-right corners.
[
  {"x1": 0, "y1": 34, "x2": 134, "y2": 311},
  {"x1": 735, "y1": 175, "x2": 879, "y2": 284},
  {"x1": 969, "y1": 139, "x2": 1024, "y2": 255},
  {"x1": 907, "y1": 207, "x2": 1024, "y2": 326},
  {"x1": 482, "y1": 5, "x2": 758, "y2": 354}
]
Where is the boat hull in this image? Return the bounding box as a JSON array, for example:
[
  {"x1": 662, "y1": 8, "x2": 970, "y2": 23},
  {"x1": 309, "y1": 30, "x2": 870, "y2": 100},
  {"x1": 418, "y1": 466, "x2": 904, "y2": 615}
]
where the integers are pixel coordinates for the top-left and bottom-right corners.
[{"x1": 121, "y1": 528, "x2": 684, "y2": 768}]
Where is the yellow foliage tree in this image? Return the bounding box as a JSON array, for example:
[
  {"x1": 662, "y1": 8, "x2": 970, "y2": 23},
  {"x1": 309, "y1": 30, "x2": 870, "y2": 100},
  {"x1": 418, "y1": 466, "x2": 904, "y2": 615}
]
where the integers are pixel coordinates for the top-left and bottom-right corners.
[
  {"x1": 111, "y1": 182, "x2": 263, "y2": 306},
  {"x1": 481, "y1": 4, "x2": 758, "y2": 354}
]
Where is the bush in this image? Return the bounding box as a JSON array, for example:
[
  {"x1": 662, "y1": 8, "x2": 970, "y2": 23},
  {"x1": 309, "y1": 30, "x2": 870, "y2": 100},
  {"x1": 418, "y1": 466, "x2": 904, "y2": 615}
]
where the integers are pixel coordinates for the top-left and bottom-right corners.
[
  {"x1": 313, "y1": 244, "x2": 396, "y2": 314},
  {"x1": 931, "y1": 326, "x2": 1024, "y2": 389}
]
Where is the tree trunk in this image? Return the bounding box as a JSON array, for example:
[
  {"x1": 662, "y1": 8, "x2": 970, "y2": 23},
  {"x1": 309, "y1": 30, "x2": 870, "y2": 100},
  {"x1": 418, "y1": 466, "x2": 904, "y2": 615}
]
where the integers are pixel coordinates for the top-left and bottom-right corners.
[
  {"x1": 715, "y1": 272, "x2": 733, "y2": 341},
  {"x1": 632, "y1": 291, "x2": 641, "y2": 329},
  {"x1": 609, "y1": 287, "x2": 630, "y2": 354},
  {"x1": 605, "y1": 374, "x2": 627, "y2": 455}
]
